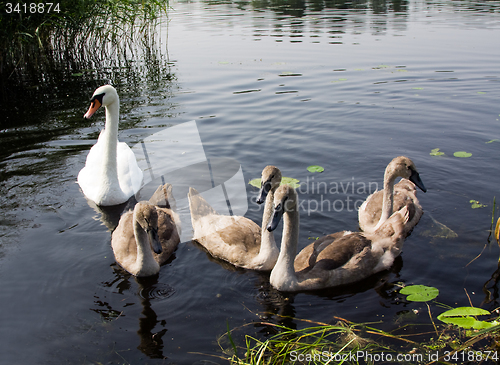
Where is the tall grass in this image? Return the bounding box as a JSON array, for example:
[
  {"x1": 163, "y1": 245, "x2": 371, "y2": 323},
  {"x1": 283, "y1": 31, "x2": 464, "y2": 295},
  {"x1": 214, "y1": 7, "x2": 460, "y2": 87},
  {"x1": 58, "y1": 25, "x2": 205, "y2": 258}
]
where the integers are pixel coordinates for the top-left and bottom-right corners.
[{"x1": 0, "y1": 0, "x2": 169, "y2": 103}]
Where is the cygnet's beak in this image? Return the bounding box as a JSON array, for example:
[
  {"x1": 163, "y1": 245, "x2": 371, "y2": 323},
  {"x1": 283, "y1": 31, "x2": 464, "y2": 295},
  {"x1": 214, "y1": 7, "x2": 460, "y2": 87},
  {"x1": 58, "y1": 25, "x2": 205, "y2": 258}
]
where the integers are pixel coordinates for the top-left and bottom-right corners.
[
  {"x1": 148, "y1": 227, "x2": 162, "y2": 254},
  {"x1": 409, "y1": 169, "x2": 427, "y2": 193}
]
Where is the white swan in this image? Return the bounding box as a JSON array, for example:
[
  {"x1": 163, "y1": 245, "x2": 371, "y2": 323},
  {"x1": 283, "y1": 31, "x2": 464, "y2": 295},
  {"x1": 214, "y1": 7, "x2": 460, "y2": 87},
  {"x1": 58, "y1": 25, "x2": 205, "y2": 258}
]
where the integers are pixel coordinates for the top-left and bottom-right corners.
[
  {"x1": 111, "y1": 184, "x2": 180, "y2": 277},
  {"x1": 267, "y1": 184, "x2": 408, "y2": 292},
  {"x1": 188, "y1": 166, "x2": 282, "y2": 270},
  {"x1": 78, "y1": 85, "x2": 143, "y2": 206},
  {"x1": 358, "y1": 156, "x2": 426, "y2": 235}
]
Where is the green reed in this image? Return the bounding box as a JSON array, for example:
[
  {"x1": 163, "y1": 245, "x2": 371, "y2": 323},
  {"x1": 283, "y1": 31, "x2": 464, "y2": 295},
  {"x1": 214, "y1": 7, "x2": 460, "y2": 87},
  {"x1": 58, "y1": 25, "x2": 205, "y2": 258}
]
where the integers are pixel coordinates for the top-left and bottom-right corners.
[{"x1": 0, "y1": 0, "x2": 169, "y2": 102}]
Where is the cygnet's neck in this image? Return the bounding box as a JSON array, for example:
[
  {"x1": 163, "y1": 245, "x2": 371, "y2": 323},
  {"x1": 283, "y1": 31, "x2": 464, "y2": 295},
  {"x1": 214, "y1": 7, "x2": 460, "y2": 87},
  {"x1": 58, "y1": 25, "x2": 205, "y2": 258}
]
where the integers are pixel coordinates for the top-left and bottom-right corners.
[
  {"x1": 253, "y1": 189, "x2": 279, "y2": 269},
  {"x1": 270, "y1": 205, "x2": 300, "y2": 291},
  {"x1": 375, "y1": 168, "x2": 396, "y2": 230},
  {"x1": 133, "y1": 218, "x2": 159, "y2": 276}
]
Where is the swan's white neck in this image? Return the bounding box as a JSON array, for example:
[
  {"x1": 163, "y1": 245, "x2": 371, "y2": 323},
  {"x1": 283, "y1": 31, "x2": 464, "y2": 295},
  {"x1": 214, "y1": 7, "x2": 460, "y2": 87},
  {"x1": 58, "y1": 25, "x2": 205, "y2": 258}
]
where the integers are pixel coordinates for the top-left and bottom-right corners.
[
  {"x1": 270, "y1": 206, "x2": 300, "y2": 291},
  {"x1": 133, "y1": 219, "x2": 159, "y2": 276},
  {"x1": 102, "y1": 102, "x2": 120, "y2": 183},
  {"x1": 375, "y1": 169, "x2": 396, "y2": 230},
  {"x1": 253, "y1": 190, "x2": 279, "y2": 269}
]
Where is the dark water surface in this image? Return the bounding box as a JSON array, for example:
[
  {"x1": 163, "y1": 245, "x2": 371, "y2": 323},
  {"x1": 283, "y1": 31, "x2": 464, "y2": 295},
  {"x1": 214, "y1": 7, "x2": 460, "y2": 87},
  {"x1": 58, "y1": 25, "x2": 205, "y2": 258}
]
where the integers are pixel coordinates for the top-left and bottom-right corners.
[{"x1": 1, "y1": 0, "x2": 500, "y2": 363}]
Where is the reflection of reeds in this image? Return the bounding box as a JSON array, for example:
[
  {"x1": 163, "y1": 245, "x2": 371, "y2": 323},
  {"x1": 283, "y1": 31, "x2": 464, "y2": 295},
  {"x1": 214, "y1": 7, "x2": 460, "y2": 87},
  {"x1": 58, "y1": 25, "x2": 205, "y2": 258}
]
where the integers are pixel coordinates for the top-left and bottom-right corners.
[{"x1": 1, "y1": 0, "x2": 169, "y2": 102}]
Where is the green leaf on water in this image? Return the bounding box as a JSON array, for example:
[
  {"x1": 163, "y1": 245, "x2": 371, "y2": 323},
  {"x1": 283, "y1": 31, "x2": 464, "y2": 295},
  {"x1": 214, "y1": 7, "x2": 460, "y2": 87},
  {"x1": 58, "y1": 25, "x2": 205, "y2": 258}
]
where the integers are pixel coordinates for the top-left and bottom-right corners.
[
  {"x1": 470, "y1": 200, "x2": 487, "y2": 209},
  {"x1": 400, "y1": 285, "x2": 439, "y2": 302},
  {"x1": 437, "y1": 307, "x2": 491, "y2": 329},
  {"x1": 249, "y1": 177, "x2": 301, "y2": 189},
  {"x1": 71, "y1": 73, "x2": 84, "y2": 77},
  {"x1": 453, "y1": 151, "x2": 472, "y2": 158},
  {"x1": 307, "y1": 165, "x2": 324, "y2": 173},
  {"x1": 281, "y1": 177, "x2": 300, "y2": 188},
  {"x1": 412, "y1": 87, "x2": 424, "y2": 90},
  {"x1": 248, "y1": 178, "x2": 261, "y2": 188},
  {"x1": 477, "y1": 91, "x2": 486, "y2": 94},
  {"x1": 486, "y1": 139, "x2": 499, "y2": 144},
  {"x1": 430, "y1": 148, "x2": 445, "y2": 156}
]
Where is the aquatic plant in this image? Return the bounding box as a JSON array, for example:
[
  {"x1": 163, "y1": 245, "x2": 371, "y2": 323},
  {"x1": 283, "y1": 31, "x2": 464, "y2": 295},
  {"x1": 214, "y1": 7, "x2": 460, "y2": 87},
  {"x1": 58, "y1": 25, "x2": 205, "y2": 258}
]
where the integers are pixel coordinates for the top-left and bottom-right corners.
[
  {"x1": 249, "y1": 177, "x2": 300, "y2": 189},
  {"x1": 307, "y1": 165, "x2": 324, "y2": 173},
  {"x1": 0, "y1": 0, "x2": 169, "y2": 102},
  {"x1": 221, "y1": 284, "x2": 500, "y2": 364}
]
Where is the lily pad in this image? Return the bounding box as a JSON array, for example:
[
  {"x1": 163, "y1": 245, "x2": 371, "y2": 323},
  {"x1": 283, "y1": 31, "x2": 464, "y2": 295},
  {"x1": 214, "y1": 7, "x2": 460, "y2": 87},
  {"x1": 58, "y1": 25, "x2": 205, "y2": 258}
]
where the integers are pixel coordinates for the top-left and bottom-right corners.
[
  {"x1": 453, "y1": 151, "x2": 472, "y2": 158},
  {"x1": 307, "y1": 165, "x2": 324, "y2": 173},
  {"x1": 430, "y1": 148, "x2": 445, "y2": 156},
  {"x1": 400, "y1": 285, "x2": 439, "y2": 302},
  {"x1": 248, "y1": 177, "x2": 301, "y2": 189},
  {"x1": 281, "y1": 177, "x2": 300, "y2": 188},
  {"x1": 248, "y1": 178, "x2": 261, "y2": 188},
  {"x1": 437, "y1": 307, "x2": 494, "y2": 329},
  {"x1": 470, "y1": 200, "x2": 487, "y2": 209}
]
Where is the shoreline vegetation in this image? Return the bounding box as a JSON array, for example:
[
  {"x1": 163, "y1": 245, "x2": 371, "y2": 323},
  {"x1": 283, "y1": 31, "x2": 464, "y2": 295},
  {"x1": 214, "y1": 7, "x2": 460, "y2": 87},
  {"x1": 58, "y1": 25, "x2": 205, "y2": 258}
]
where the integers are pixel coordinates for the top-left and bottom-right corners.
[
  {"x1": 220, "y1": 301, "x2": 500, "y2": 364},
  {"x1": 0, "y1": 0, "x2": 169, "y2": 103}
]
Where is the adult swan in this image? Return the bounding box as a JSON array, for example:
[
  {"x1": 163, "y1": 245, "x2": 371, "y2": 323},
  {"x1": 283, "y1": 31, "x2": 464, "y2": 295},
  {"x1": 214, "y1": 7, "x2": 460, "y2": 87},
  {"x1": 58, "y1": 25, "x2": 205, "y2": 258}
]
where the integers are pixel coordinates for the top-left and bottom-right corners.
[{"x1": 78, "y1": 85, "x2": 143, "y2": 206}]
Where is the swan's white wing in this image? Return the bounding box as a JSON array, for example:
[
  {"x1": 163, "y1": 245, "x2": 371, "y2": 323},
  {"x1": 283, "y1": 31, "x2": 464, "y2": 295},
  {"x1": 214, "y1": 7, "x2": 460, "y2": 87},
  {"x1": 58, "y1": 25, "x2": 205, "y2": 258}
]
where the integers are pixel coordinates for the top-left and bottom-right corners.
[{"x1": 117, "y1": 141, "x2": 143, "y2": 197}]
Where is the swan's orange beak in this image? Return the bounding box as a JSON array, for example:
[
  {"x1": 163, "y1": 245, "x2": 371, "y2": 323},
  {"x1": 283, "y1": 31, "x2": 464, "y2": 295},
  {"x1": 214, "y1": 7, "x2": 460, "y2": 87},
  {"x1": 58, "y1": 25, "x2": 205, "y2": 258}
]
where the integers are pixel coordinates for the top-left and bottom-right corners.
[{"x1": 84, "y1": 99, "x2": 102, "y2": 119}]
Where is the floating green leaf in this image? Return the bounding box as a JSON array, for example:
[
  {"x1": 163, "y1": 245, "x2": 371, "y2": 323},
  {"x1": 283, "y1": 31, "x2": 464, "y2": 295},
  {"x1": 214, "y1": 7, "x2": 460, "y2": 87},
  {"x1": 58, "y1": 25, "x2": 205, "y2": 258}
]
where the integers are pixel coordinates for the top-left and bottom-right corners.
[
  {"x1": 249, "y1": 177, "x2": 301, "y2": 189},
  {"x1": 470, "y1": 200, "x2": 487, "y2": 209},
  {"x1": 412, "y1": 87, "x2": 424, "y2": 90},
  {"x1": 248, "y1": 178, "x2": 261, "y2": 188},
  {"x1": 400, "y1": 285, "x2": 439, "y2": 302},
  {"x1": 281, "y1": 177, "x2": 300, "y2": 188},
  {"x1": 430, "y1": 148, "x2": 445, "y2": 156},
  {"x1": 486, "y1": 139, "x2": 499, "y2": 144},
  {"x1": 437, "y1": 307, "x2": 494, "y2": 329},
  {"x1": 307, "y1": 165, "x2": 324, "y2": 173},
  {"x1": 477, "y1": 91, "x2": 486, "y2": 94},
  {"x1": 453, "y1": 151, "x2": 472, "y2": 158},
  {"x1": 71, "y1": 72, "x2": 84, "y2": 77}
]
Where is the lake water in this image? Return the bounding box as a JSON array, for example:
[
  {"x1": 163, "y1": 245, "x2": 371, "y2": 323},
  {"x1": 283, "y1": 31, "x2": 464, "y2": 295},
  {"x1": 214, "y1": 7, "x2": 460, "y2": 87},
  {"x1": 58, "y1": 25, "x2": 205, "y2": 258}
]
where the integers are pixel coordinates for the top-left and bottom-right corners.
[{"x1": 1, "y1": 0, "x2": 500, "y2": 363}]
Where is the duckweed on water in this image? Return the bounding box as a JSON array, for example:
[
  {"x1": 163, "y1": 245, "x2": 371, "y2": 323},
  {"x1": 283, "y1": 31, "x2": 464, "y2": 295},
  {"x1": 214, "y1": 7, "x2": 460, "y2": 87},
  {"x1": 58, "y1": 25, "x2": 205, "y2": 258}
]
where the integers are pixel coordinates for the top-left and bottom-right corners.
[
  {"x1": 430, "y1": 148, "x2": 445, "y2": 156},
  {"x1": 470, "y1": 200, "x2": 487, "y2": 209}
]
